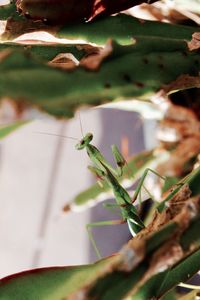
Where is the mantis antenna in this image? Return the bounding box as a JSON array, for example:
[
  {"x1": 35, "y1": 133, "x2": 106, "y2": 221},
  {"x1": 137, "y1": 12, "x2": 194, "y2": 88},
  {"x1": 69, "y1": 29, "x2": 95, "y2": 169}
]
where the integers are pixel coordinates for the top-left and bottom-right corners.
[
  {"x1": 35, "y1": 131, "x2": 79, "y2": 141},
  {"x1": 36, "y1": 111, "x2": 84, "y2": 140},
  {"x1": 78, "y1": 111, "x2": 84, "y2": 138}
]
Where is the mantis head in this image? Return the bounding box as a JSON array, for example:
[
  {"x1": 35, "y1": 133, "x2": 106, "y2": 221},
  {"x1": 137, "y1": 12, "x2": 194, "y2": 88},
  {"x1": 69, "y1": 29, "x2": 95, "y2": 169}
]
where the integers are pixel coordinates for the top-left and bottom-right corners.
[{"x1": 76, "y1": 133, "x2": 93, "y2": 150}]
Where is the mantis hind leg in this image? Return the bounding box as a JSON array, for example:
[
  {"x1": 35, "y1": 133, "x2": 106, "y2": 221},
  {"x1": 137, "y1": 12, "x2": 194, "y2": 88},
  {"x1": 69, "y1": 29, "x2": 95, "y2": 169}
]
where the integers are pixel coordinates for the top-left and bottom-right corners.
[{"x1": 86, "y1": 219, "x2": 125, "y2": 259}]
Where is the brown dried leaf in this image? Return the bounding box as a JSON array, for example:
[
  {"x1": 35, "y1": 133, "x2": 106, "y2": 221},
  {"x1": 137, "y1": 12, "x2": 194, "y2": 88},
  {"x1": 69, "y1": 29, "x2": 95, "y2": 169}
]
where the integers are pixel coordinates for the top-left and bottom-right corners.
[
  {"x1": 157, "y1": 100, "x2": 200, "y2": 145},
  {"x1": 2, "y1": 17, "x2": 57, "y2": 40},
  {"x1": 80, "y1": 40, "x2": 112, "y2": 70},
  {"x1": 165, "y1": 103, "x2": 198, "y2": 123},
  {"x1": 146, "y1": 241, "x2": 183, "y2": 275},
  {"x1": 164, "y1": 74, "x2": 200, "y2": 94},
  {"x1": 48, "y1": 53, "x2": 79, "y2": 70},
  {"x1": 188, "y1": 32, "x2": 200, "y2": 51},
  {"x1": 156, "y1": 99, "x2": 200, "y2": 176},
  {"x1": 157, "y1": 136, "x2": 200, "y2": 176},
  {"x1": 135, "y1": 2, "x2": 197, "y2": 24}
]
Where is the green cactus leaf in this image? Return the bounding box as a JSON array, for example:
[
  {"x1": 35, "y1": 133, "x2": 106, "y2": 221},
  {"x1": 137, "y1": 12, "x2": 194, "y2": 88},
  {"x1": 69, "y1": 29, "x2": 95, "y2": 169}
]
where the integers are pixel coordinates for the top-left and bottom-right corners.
[
  {"x1": 0, "y1": 36, "x2": 200, "y2": 118},
  {"x1": 58, "y1": 14, "x2": 200, "y2": 45},
  {"x1": 0, "y1": 43, "x2": 87, "y2": 62},
  {"x1": 161, "y1": 290, "x2": 177, "y2": 300},
  {"x1": 1, "y1": 14, "x2": 199, "y2": 45},
  {"x1": 0, "y1": 256, "x2": 117, "y2": 300}
]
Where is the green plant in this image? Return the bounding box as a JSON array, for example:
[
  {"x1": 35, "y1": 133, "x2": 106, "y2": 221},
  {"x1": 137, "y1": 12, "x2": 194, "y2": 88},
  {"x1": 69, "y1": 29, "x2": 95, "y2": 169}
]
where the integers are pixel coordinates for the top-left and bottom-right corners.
[{"x1": 0, "y1": 0, "x2": 200, "y2": 299}]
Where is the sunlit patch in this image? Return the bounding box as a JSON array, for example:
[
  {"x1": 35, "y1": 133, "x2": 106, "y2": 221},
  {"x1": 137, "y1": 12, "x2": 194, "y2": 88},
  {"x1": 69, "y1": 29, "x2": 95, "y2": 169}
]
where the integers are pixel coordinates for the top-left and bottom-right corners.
[
  {"x1": 157, "y1": 126, "x2": 180, "y2": 142},
  {"x1": 0, "y1": 21, "x2": 6, "y2": 35},
  {"x1": 100, "y1": 100, "x2": 163, "y2": 120},
  {"x1": 0, "y1": 0, "x2": 10, "y2": 5},
  {"x1": 14, "y1": 31, "x2": 95, "y2": 45}
]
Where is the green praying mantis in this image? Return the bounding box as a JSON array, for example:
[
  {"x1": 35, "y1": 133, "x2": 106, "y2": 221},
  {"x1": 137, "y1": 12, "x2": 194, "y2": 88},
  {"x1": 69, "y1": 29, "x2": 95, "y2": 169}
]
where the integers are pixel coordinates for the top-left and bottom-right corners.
[
  {"x1": 38, "y1": 129, "x2": 165, "y2": 259},
  {"x1": 75, "y1": 132, "x2": 165, "y2": 258}
]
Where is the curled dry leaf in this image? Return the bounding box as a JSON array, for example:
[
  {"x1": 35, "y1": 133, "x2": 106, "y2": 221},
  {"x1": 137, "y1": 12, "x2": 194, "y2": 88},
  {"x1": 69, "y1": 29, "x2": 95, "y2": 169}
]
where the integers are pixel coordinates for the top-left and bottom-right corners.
[
  {"x1": 80, "y1": 39, "x2": 113, "y2": 70},
  {"x1": 141, "y1": 184, "x2": 191, "y2": 237},
  {"x1": 158, "y1": 111, "x2": 200, "y2": 142},
  {"x1": 48, "y1": 53, "x2": 79, "y2": 70},
  {"x1": 48, "y1": 44, "x2": 102, "y2": 70},
  {"x1": 164, "y1": 74, "x2": 200, "y2": 94},
  {"x1": 157, "y1": 137, "x2": 200, "y2": 176},
  {"x1": 188, "y1": 32, "x2": 200, "y2": 51},
  {"x1": 156, "y1": 100, "x2": 200, "y2": 176},
  {"x1": 135, "y1": 2, "x2": 200, "y2": 24},
  {"x1": 165, "y1": 103, "x2": 198, "y2": 123},
  {"x1": 2, "y1": 18, "x2": 55, "y2": 40}
]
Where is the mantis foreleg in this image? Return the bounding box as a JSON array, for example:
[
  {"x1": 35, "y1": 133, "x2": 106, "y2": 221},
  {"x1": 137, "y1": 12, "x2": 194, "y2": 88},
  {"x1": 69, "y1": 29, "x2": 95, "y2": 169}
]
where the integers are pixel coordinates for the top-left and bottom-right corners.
[{"x1": 111, "y1": 145, "x2": 126, "y2": 177}]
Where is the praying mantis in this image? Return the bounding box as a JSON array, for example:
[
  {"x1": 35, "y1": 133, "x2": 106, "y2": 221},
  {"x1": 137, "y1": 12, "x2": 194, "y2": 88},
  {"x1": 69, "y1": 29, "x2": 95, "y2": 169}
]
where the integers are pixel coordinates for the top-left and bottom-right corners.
[
  {"x1": 75, "y1": 132, "x2": 165, "y2": 258},
  {"x1": 38, "y1": 129, "x2": 165, "y2": 259}
]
